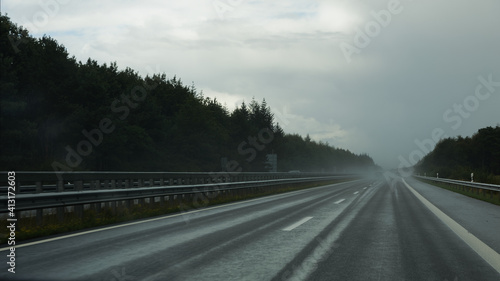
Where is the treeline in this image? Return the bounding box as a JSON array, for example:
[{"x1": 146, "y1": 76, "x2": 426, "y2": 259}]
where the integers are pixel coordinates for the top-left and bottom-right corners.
[
  {"x1": 0, "y1": 15, "x2": 376, "y2": 173},
  {"x1": 416, "y1": 126, "x2": 500, "y2": 183}
]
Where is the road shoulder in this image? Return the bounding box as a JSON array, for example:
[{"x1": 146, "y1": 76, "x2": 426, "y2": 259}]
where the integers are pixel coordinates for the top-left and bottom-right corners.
[{"x1": 403, "y1": 177, "x2": 500, "y2": 271}]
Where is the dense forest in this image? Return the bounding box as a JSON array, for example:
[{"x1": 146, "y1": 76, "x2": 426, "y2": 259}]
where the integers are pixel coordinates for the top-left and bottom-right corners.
[
  {"x1": 416, "y1": 126, "x2": 500, "y2": 183},
  {"x1": 0, "y1": 15, "x2": 376, "y2": 173}
]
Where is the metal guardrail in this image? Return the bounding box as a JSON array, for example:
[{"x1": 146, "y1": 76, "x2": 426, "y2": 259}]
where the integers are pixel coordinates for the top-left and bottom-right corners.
[
  {"x1": 0, "y1": 171, "x2": 344, "y2": 193},
  {"x1": 414, "y1": 176, "x2": 500, "y2": 192},
  {"x1": 0, "y1": 172, "x2": 353, "y2": 218}
]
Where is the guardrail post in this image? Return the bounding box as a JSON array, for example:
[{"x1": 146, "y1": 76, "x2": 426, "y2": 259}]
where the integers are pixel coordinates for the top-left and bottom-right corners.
[
  {"x1": 36, "y1": 181, "x2": 42, "y2": 193},
  {"x1": 57, "y1": 180, "x2": 64, "y2": 192},
  {"x1": 75, "y1": 180, "x2": 83, "y2": 191},
  {"x1": 15, "y1": 180, "x2": 21, "y2": 193},
  {"x1": 109, "y1": 201, "x2": 116, "y2": 215},
  {"x1": 124, "y1": 199, "x2": 130, "y2": 209},
  {"x1": 111, "y1": 179, "x2": 116, "y2": 189}
]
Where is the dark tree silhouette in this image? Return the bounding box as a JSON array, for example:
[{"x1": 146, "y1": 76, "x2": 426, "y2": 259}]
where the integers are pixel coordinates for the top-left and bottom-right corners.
[
  {"x1": 416, "y1": 126, "x2": 500, "y2": 183},
  {"x1": 0, "y1": 15, "x2": 377, "y2": 173}
]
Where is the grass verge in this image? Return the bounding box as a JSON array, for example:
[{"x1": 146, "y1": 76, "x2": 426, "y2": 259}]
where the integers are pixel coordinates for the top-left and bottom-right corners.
[
  {"x1": 0, "y1": 179, "x2": 352, "y2": 244},
  {"x1": 415, "y1": 178, "x2": 500, "y2": 206}
]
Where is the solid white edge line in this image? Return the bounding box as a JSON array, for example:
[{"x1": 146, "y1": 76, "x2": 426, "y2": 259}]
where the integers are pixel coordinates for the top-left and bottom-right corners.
[
  {"x1": 402, "y1": 178, "x2": 500, "y2": 274},
  {"x1": 334, "y1": 199, "x2": 345, "y2": 204},
  {"x1": 282, "y1": 216, "x2": 313, "y2": 231}
]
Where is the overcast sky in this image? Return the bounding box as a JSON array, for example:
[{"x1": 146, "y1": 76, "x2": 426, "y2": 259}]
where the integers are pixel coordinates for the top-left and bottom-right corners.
[{"x1": 3, "y1": 0, "x2": 500, "y2": 169}]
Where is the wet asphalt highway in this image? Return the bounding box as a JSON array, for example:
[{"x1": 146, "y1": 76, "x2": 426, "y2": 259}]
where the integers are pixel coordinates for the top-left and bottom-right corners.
[{"x1": 1, "y1": 177, "x2": 499, "y2": 281}]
